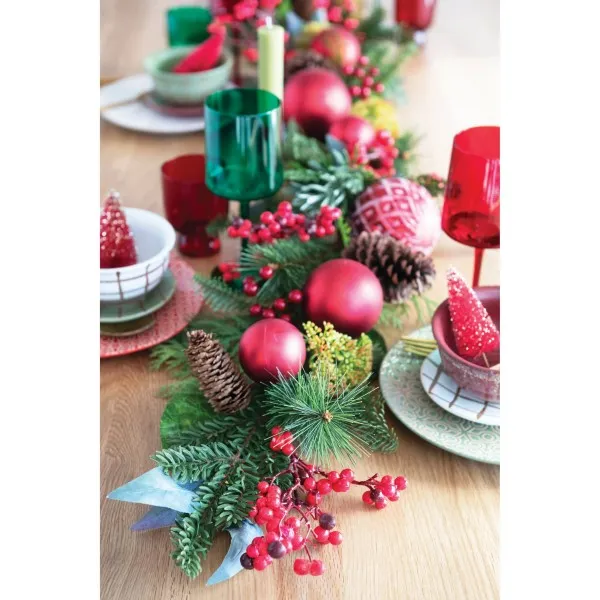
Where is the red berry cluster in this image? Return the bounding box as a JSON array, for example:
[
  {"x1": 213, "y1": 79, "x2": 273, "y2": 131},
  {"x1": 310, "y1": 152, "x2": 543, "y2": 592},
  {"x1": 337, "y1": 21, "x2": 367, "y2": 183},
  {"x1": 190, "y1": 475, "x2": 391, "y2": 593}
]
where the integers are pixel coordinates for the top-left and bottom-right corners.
[
  {"x1": 240, "y1": 427, "x2": 408, "y2": 577},
  {"x1": 248, "y1": 288, "x2": 303, "y2": 321},
  {"x1": 227, "y1": 202, "x2": 341, "y2": 245},
  {"x1": 416, "y1": 172, "x2": 446, "y2": 196},
  {"x1": 352, "y1": 129, "x2": 399, "y2": 178},
  {"x1": 344, "y1": 56, "x2": 384, "y2": 100},
  {"x1": 324, "y1": 0, "x2": 360, "y2": 31}
]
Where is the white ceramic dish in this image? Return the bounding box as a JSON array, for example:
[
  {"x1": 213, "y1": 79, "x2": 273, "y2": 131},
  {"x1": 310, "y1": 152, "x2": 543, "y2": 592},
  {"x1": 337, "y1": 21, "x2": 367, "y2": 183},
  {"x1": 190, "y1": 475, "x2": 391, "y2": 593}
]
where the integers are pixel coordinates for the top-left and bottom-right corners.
[{"x1": 100, "y1": 208, "x2": 176, "y2": 302}]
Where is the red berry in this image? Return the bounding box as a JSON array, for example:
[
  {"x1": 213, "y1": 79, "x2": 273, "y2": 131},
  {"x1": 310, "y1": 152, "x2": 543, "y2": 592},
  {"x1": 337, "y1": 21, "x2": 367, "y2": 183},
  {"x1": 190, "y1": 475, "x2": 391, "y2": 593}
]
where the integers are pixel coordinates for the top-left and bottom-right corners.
[
  {"x1": 252, "y1": 536, "x2": 263, "y2": 546},
  {"x1": 388, "y1": 489, "x2": 400, "y2": 502},
  {"x1": 306, "y1": 491, "x2": 321, "y2": 506},
  {"x1": 256, "y1": 497, "x2": 267, "y2": 509},
  {"x1": 259, "y1": 265, "x2": 274, "y2": 279},
  {"x1": 332, "y1": 478, "x2": 351, "y2": 493},
  {"x1": 218, "y1": 262, "x2": 232, "y2": 273},
  {"x1": 270, "y1": 434, "x2": 284, "y2": 450},
  {"x1": 254, "y1": 555, "x2": 269, "y2": 571},
  {"x1": 227, "y1": 226, "x2": 238, "y2": 238},
  {"x1": 288, "y1": 289, "x2": 303, "y2": 303},
  {"x1": 375, "y1": 497, "x2": 388, "y2": 510},
  {"x1": 262, "y1": 308, "x2": 275, "y2": 319},
  {"x1": 359, "y1": 55, "x2": 369, "y2": 66},
  {"x1": 258, "y1": 507, "x2": 274, "y2": 521},
  {"x1": 285, "y1": 516, "x2": 301, "y2": 530},
  {"x1": 325, "y1": 224, "x2": 336, "y2": 236},
  {"x1": 381, "y1": 484, "x2": 397, "y2": 498},
  {"x1": 310, "y1": 559, "x2": 325, "y2": 576},
  {"x1": 268, "y1": 484, "x2": 281, "y2": 497},
  {"x1": 249, "y1": 232, "x2": 260, "y2": 244},
  {"x1": 315, "y1": 225, "x2": 327, "y2": 237},
  {"x1": 343, "y1": 64, "x2": 354, "y2": 75},
  {"x1": 248, "y1": 507, "x2": 258, "y2": 519},
  {"x1": 330, "y1": 207, "x2": 342, "y2": 220},
  {"x1": 361, "y1": 87, "x2": 371, "y2": 98},
  {"x1": 314, "y1": 526, "x2": 329, "y2": 544},
  {"x1": 258, "y1": 228, "x2": 272, "y2": 243},
  {"x1": 223, "y1": 272, "x2": 235, "y2": 283},
  {"x1": 273, "y1": 508, "x2": 286, "y2": 520},
  {"x1": 369, "y1": 67, "x2": 380, "y2": 76},
  {"x1": 280, "y1": 313, "x2": 292, "y2": 322},
  {"x1": 243, "y1": 282, "x2": 258, "y2": 296},
  {"x1": 297, "y1": 230, "x2": 311, "y2": 242},
  {"x1": 282, "y1": 443, "x2": 295, "y2": 456},
  {"x1": 260, "y1": 211, "x2": 274, "y2": 224},
  {"x1": 273, "y1": 298, "x2": 286, "y2": 312},
  {"x1": 268, "y1": 496, "x2": 281, "y2": 509},
  {"x1": 363, "y1": 76, "x2": 374, "y2": 87},
  {"x1": 280, "y1": 432, "x2": 293, "y2": 445},
  {"x1": 265, "y1": 532, "x2": 279, "y2": 544},
  {"x1": 374, "y1": 82, "x2": 385, "y2": 93},
  {"x1": 257, "y1": 481, "x2": 269, "y2": 494},
  {"x1": 280, "y1": 525, "x2": 294, "y2": 539},
  {"x1": 271, "y1": 426, "x2": 282, "y2": 435},
  {"x1": 317, "y1": 479, "x2": 332, "y2": 495},
  {"x1": 294, "y1": 558, "x2": 310, "y2": 575},
  {"x1": 362, "y1": 490, "x2": 374, "y2": 505},
  {"x1": 327, "y1": 471, "x2": 341, "y2": 483},
  {"x1": 355, "y1": 68, "x2": 366, "y2": 78},
  {"x1": 277, "y1": 201, "x2": 293, "y2": 214},
  {"x1": 394, "y1": 476, "x2": 407, "y2": 490},
  {"x1": 329, "y1": 531, "x2": 343, "y2": 545},
  {"x1": 303, "y1": 477, "x2": 316, "y2": 491},
  {"x1": 340, "y1": 468, "x2": 354, "y2": 480},
  {"x1": 241, "y1": 219, "x2": 252, "y2": 231},
  {"x1": 265, "y1": 517, "x2": 278, "y2": 532},
  {"x1": 350, "y1": 85, "x2": 362, "y2": 97},
  {"x1": 258, "y1": 539, "x2": 269, "y2": 555},
  {"x1": 291, "y1": 534, "x2": 305, "y2": 550},
  {"x1": 381, "y1": 475, "x2": 393, "y2": 485},
  {"x1": 269, "y1": 221, "x2": 281, "y2": 235},
  {"x1": 246, "y1": 544, "x2": 260, "y2": 558},
  {"x1": 283, "y1": 538, "x2": 294, "y2": 552}
]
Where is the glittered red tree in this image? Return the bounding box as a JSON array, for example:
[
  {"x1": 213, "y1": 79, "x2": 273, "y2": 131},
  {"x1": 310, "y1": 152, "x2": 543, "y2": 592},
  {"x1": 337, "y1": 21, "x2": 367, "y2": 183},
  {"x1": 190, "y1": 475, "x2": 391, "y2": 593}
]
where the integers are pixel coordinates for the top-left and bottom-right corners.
[{"x1": 446, "y1": 267, "x2": 499, "y2": 360}]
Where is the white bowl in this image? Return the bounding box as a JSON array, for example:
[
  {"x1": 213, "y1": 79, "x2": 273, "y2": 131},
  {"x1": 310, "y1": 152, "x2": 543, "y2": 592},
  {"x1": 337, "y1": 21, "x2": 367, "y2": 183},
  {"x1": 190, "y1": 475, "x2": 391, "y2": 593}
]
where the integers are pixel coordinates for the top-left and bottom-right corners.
[{"x1": 100, "y1": 208, "x2": 176, "y2": 302}]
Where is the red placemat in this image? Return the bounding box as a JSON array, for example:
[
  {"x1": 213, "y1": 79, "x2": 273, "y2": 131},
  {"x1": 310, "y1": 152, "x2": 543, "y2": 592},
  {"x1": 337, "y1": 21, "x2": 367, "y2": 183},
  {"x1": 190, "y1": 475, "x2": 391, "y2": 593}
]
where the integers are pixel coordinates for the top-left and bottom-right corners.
[{"x1": 100, "y1": 254, "x2": 202, "y2": 359}]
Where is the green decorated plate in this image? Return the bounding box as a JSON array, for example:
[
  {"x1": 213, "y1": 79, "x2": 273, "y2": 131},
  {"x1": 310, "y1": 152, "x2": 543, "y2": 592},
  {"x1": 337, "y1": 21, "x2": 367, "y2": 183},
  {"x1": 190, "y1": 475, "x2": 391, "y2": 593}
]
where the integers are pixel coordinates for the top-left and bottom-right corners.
[
  {"x1": 379, "y1": 325, "x2": 500, "y2": 465},
  {"x1": 100, "y1": 269, "x2": 176, "y2": 324}
]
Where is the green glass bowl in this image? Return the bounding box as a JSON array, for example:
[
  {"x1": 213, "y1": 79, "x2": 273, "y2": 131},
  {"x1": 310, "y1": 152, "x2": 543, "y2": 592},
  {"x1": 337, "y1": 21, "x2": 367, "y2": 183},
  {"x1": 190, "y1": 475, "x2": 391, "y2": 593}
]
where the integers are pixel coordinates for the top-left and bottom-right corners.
[
  {"x1": 204, "y1": 88, "x2": 283, "y2": 204},
  {"x1": 144, "y1": 46, "x2": 233, "y2": 106}
]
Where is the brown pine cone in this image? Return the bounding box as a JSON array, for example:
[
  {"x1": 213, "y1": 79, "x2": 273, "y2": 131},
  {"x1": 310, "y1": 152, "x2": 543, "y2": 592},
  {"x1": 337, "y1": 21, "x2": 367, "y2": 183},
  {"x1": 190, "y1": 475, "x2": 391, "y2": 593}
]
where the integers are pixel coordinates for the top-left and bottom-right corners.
[
  {"x1": 185, "y1": 330, "x2": 251, "y2": 414},
  {"x1": 343, "y1": 231, "x2": 436, "y2": 303},
  {"x1": 285, "y1": 50, "x2": 338, "y2": 81}
]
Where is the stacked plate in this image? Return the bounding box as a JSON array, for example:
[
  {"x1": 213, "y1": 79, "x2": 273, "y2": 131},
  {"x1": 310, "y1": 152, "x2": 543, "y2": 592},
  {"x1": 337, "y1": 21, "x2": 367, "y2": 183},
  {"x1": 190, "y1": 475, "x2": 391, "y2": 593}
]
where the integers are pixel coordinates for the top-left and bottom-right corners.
[{"x1": 379, "y1": 325, "x2": 500, "y2": 465}]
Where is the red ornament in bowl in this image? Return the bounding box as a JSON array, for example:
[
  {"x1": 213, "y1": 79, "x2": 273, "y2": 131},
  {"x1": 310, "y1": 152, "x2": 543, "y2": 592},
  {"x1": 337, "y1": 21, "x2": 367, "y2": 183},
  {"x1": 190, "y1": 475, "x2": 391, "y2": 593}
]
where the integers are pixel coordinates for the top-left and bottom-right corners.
[
  {"x1": 303, "y1": 258, "x2": 384, "y2": 337},
  {"x1": 431, "y1": 286, "x2": 500, "y2": 403},
  {"x1": 283, "y1": 68, "x2": 352, "y2": 140},
  {"x1": 238, "y1": 319, "x2": 307, "y2": 383}
]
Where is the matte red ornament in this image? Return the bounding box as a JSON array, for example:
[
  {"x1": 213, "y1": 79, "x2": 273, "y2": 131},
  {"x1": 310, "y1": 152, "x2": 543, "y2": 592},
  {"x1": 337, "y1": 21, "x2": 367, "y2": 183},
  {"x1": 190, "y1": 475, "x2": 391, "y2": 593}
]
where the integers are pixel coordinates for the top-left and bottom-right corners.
[
  {"x1": 283, "y1": 68, "x2": 352, "y2": 140},
  {"x1": 310, "y1": 26, "x2": 361, "y2": 70},
  {"x1": 446, "y1": 267, "x2": 500, "y2": 358},
  {"x1": 238, "y1": 319, "x2": 307, "y2": 383},
  {"x1": 172, "y1": 31, "x2": 225, "y2": 73},
  {"x1": 352, "y1": 177, "x2": 441, "y2": 256},
  {"x1": 303, "y1": 258, "x2": 384, "y2": 337},
  {"x1": 329, "y1": 116, "x2": 376, "y2": 153},
  {"x1": 100, "y1": 191, "x2": 137, "y2": 269}
]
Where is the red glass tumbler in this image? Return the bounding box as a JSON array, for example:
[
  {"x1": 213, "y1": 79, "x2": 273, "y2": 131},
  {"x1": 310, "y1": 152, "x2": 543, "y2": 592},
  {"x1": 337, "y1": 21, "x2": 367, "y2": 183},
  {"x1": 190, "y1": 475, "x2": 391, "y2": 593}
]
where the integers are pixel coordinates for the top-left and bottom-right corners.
[
  {"x1": 441, "y1": 126, "x2": 500, "y2": 287},
  {"x1": 161, "y1": 154, "x2": 229, "y2": 257}
]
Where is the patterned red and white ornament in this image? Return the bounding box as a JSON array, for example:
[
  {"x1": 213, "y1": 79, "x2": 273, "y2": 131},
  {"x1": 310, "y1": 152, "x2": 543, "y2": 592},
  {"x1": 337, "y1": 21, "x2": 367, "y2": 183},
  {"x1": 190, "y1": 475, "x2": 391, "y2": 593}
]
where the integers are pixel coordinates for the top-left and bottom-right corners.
[{"x1": 351, "y1": 177, "x2": 441, "y2": 256}]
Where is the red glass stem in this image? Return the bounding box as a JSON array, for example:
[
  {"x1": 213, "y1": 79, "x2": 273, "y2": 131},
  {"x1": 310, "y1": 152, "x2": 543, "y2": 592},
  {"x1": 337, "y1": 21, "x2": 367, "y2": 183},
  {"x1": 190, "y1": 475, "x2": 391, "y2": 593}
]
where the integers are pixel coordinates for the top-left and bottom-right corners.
[{"x1": 472, "y1": 248, "x2": 484, "y2": 287}]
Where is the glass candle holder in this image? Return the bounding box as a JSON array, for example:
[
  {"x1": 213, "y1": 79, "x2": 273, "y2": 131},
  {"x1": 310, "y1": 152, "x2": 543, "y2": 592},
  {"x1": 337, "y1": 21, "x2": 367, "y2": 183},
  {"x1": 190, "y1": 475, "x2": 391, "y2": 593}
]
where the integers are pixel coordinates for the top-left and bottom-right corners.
[
  {"x1": 441, "y1": 126, "x2": 500, "y2": 287},
  {"x1": 161, "y1": 154, "x2": 229, "y2": 257},
  {"x1": 204, "y1": 88, "x2": 283, "y2": 219},
  {"x1": 167, "y1": 6, "x2": 212, "y2": 47},
  {"x1": 395, "y1": 0, "x2": 438, "y2": 44}
]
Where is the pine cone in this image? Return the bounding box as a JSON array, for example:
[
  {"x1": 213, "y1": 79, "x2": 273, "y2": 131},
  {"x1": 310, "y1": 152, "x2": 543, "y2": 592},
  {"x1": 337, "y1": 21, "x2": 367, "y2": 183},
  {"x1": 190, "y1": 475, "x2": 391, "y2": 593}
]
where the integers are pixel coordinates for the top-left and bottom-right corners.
[
  {"x1": 343, "y1": 231, "x2": 436, "y2": 303},
  {"x1": 285, "y1": 51, "x2": 337, "y2": 81},
  {"x1": 185, "y1": 330, "x2": 251, "y2": 414}
]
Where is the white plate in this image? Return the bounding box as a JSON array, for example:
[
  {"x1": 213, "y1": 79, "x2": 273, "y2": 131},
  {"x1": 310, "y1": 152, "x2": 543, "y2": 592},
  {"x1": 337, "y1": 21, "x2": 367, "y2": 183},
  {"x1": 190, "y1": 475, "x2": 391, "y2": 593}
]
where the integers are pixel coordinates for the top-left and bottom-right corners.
[
  {"x1": 100, "y1": 73, "x2": 206, "y2": 135},
  {"x1": 420, "y1": 350, "x2": 500, "y2": 426}
]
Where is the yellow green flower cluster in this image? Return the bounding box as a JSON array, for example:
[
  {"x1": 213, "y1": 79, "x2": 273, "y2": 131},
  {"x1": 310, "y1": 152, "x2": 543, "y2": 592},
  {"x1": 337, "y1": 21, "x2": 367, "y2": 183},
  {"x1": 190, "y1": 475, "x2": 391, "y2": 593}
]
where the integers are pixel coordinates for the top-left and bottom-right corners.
[{"x1": 303, "y1": 321, "x2": 373, "y2": 388}]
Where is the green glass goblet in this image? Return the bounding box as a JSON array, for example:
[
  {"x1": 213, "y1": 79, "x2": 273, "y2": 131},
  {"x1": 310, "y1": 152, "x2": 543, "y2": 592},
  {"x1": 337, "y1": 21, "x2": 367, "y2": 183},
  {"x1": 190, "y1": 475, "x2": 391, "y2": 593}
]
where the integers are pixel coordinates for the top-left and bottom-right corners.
[
  {"x1": 166, "y1": 6, "x2": 212, "y2": 47},
  {"x1": 204, "y1": 88, "x2": 284, "y2": 222}
]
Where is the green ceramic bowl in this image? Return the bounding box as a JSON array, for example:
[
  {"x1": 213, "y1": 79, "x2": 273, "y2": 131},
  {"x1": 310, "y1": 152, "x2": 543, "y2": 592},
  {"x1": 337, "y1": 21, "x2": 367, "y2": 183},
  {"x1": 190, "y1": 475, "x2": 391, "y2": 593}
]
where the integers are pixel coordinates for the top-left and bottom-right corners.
[{"x1": 144, "y1": 46, "x2": 232, "y2": 106}]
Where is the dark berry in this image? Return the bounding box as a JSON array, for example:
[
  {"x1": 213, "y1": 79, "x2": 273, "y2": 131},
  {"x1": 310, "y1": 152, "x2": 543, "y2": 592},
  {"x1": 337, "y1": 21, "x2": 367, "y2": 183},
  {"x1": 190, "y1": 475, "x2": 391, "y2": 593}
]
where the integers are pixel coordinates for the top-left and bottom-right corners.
[
  {"x1": 319, "y1": 513, "x2": 336, "y2": 530},
  {"x1": 232, "y1": 217, "x2": 244, "y2": 228},
  {"x1": 370, "y1": 489, "x2": 384, "y2": 503},
  {"x1": 267, "y1": 540, "x2": 287, "y2": 559},
  {"x1": 240, "y1": 553, "x2": 254, "y2": 570}
]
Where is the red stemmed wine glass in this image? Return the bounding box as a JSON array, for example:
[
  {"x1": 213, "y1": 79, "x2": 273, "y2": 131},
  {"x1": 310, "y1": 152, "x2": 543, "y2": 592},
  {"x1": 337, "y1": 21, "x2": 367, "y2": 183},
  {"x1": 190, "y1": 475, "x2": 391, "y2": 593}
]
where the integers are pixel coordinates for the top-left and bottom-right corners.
[
  {"x1": 441, "y1": 126, "x2": 500, "y2": 287},
  {"x1": 395, "y1": 0, "x2": 438, "y2": 44},
  {"x1": 161, "y1": 154, "x2": 229, "y2": 257}
]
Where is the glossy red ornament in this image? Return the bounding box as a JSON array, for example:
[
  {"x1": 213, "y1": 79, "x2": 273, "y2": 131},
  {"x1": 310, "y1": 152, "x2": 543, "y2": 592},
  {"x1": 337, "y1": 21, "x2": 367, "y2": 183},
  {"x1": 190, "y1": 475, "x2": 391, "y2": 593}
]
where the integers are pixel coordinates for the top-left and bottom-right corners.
[
  {"x1": 328, "y1": 116, "x2": 376, "y2": 153},
  {"x1": 310, "y1": 26, "x2": 361, "y2": 69},
  {"x1": 352, "y1": 177, "x2": 441, "y2": 256},
  {"x1": 283, "y1": 68, "x2": 352, "y2": 140},
  {"x1": 303, "y1": 259, "x2": 384, "y2": 337},
  {"x1": 238, "y1": 319, "x2": 307, "y2": 382}
]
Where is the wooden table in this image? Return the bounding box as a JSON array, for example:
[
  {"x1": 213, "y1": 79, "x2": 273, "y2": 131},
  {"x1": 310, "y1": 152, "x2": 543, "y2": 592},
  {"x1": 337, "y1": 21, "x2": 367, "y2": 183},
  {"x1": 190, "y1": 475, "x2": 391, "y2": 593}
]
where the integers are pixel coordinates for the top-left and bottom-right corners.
[{"x1": 101, "y1": 1, "x2": 499, "y2": 598}]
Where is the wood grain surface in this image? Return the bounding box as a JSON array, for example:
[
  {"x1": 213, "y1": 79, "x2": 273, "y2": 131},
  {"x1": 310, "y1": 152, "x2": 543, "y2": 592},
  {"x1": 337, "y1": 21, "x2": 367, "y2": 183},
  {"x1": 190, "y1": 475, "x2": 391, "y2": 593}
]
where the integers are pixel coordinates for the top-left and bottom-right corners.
[{"x1": 100, "y1": 1, "x2": 500, "y2": 598}]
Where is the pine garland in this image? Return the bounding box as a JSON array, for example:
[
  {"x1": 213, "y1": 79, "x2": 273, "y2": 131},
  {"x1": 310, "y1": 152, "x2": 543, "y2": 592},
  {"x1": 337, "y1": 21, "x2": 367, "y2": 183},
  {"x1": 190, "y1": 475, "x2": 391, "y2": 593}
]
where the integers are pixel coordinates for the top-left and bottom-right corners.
[{"x1": 194, "y1": 274, "x2": 254, "y2": 313}]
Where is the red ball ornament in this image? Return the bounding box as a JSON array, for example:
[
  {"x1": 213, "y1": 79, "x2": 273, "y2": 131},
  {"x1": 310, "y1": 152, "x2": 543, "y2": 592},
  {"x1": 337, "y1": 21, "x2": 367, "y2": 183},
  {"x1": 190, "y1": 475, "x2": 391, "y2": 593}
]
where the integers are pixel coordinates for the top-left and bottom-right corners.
[
  {"x1": 283, "y1": 68, "x2": 352, "y2": 140},
  {"x1": 238, "y1": 319, "x2": 307, "y2": 383},
  {"x1": 303, "y1": 259, "x2": 384, "y2": 337},
  {"x1": 329, "y1": 116, "x2": 376, "y2": 153},
  {"x1": 352, "y1": 177, "x2": 442, "y2": 256},
  {"x1": 310, "y1": 26, "x2": 361, "y2": 70}
]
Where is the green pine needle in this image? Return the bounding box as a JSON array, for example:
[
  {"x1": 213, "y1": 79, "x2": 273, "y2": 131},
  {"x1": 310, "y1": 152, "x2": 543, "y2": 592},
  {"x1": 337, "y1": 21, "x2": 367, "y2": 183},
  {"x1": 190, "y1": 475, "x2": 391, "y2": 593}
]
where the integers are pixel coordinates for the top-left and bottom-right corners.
[
  {"x1": 262, "y1": 371, "x2": 390, "y2": 465},
  {"x1": 194, "y1": 274, "x2": 254, "y2": 313}
]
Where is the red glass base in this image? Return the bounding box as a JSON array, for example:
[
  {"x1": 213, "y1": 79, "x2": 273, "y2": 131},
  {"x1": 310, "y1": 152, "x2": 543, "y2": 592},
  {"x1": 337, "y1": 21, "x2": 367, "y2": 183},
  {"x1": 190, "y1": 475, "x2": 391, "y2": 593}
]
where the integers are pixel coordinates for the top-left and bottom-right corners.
[{"x1": 177, "y1": 225, "x2": 221, "y2": 257}]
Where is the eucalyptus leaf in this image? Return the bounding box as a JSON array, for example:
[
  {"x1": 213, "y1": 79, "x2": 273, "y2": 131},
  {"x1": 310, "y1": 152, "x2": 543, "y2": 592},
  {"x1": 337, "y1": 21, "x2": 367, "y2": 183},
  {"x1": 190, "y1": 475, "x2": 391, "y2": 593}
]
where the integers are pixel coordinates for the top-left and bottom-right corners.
[
  {"x1": 130, "y1": 506, "x2": 180, "y2": 532},
  {"x1": 107, "y1": 467, "x2": 199, "y2": 513},
  {"x1": 206, "y1": 520, "x2": 262, "y2": 586}
]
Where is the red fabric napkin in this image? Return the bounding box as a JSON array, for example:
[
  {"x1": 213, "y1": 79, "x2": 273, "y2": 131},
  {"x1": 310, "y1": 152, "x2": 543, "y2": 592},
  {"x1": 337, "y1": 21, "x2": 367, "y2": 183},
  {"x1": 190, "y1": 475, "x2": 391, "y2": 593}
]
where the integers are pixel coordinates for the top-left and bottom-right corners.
[{"x1": 172, "y1": 32, "x2": 225, "y2": 74}]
